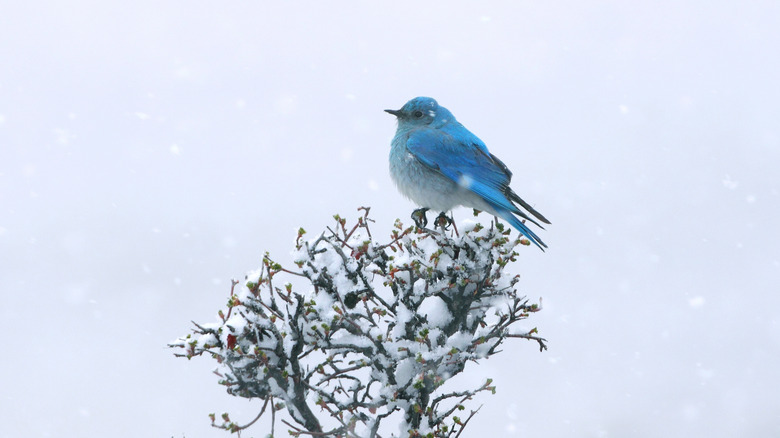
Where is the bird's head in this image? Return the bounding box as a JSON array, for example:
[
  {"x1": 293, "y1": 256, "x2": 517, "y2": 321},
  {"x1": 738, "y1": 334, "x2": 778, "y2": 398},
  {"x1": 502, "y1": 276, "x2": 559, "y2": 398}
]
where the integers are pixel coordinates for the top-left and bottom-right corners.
[{"x1": 385, "y1": 97, "x2": 453, "y2": 128}]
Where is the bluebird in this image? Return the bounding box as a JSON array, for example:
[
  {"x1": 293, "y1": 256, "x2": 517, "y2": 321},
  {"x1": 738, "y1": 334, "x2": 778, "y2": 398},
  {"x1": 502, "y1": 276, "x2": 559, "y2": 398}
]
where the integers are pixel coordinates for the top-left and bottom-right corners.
[{"x1": 386, "y1": 97, "x2": 550, "y2": 250}]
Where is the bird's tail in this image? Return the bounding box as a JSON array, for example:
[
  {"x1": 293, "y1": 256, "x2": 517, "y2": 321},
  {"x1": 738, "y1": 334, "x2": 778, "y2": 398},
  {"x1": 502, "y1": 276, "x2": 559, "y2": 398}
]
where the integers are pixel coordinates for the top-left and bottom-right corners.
[
  {"x1": 507, "y1": 189, "x2": 551, "y2": 225},
  {"x1": 497, "y1": 209, "x2": 548, "y2": 251}
]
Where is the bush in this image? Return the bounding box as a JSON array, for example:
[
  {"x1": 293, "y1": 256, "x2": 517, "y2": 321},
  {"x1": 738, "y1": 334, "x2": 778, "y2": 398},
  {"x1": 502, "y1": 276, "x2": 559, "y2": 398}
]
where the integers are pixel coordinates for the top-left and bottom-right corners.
[{"x1": 170, "y1": 207, "x2": 546, "y2": 437}]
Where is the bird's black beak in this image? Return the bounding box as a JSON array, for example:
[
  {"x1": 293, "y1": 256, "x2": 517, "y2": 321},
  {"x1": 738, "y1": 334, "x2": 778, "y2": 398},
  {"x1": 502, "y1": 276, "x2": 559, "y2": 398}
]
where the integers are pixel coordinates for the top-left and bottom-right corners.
[{"x1": 384, "y1": 109, "x2": 402, "y2": 117}]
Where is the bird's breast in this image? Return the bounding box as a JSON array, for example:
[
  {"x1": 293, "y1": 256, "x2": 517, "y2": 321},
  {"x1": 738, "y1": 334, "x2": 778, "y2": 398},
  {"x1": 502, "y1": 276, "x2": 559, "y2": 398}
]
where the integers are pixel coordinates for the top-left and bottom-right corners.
[{"x1": 389, "y1": 138, "x2": 462, "y2": 212}]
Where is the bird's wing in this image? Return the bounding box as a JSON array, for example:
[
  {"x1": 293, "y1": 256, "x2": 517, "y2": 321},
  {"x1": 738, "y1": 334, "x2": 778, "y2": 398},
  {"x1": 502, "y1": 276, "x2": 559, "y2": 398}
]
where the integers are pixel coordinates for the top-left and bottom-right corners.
[
  {"x1": 406, "y1": 128, "x2": 521, "y2": 215},
  {"x1": 407, "y1": 127, "x2": 549, "y2": 249}
]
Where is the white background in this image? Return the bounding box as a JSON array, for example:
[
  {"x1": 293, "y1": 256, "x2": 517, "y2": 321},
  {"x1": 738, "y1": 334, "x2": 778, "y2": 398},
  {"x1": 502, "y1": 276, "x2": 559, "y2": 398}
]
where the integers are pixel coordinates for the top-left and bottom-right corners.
[{"x1": 2, "y1": 1, "x2": 779, "y2": 437}]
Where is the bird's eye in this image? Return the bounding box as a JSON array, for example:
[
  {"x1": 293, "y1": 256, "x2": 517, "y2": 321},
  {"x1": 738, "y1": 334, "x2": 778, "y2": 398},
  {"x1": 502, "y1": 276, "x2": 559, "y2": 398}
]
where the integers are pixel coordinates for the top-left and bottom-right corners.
[{"x1": 413, "y1": 110, "x2": 424, "y2": 118}]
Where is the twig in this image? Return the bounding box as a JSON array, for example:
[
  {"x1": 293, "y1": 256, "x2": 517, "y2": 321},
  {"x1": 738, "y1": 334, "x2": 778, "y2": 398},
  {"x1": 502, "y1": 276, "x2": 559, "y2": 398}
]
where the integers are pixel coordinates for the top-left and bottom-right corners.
[{"x1": 453, "y1": 405, "x2": 482, "y2": 438}]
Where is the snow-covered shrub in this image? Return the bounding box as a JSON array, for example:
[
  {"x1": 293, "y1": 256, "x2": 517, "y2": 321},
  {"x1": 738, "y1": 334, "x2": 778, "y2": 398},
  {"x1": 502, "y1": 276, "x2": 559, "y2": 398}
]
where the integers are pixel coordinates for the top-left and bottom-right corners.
[{"x1": 170, "y1": 208, "x2": 546, "y2": 437}]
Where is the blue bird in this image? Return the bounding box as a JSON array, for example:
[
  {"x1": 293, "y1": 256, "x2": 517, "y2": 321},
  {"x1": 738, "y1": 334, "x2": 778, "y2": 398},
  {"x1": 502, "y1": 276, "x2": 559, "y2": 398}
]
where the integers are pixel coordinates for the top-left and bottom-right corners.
[{"x1": 386, "y1": 97, "x2": 550, "y2": 250}]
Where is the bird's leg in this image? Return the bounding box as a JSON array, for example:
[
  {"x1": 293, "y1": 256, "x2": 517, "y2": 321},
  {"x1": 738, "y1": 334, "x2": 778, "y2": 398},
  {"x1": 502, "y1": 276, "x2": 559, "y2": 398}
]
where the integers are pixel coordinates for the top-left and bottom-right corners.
[
  {"x1": 434, "y1": 212, "x2": 453, "y2": 231},
  {"x1": 411, "y1": 208, "x2": 429, "y2": 228}
]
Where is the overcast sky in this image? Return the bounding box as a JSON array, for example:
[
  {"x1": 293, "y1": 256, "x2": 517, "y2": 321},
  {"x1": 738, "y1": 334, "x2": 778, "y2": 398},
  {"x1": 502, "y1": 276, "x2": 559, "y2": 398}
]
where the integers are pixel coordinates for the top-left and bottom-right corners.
[{"x1": 1, "y1": 1, "x2": 779, "y2": 437}]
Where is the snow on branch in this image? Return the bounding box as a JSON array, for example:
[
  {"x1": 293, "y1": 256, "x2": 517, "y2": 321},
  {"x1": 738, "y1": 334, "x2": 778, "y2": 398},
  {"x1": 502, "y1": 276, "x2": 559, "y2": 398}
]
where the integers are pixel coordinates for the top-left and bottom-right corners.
[{"x1": 170, "y1": 207, "x2": 546, "y2": 437}]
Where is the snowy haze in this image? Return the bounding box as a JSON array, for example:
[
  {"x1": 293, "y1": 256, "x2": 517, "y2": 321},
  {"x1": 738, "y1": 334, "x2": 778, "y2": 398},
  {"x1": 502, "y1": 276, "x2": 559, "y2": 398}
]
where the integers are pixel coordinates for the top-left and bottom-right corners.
[{"x1": 1, "y1": 1, "x2": 779, "y2": 437}]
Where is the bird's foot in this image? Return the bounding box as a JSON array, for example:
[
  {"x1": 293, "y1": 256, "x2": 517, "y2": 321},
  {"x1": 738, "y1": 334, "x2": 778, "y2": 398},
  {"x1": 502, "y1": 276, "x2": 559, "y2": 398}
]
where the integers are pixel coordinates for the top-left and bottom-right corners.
[
  {"x1": 411, "y1": 208, "x2": 429, "y2": 228},
  {"x1": 434, "y1": 212, "x2": 452, "y2": 230}
]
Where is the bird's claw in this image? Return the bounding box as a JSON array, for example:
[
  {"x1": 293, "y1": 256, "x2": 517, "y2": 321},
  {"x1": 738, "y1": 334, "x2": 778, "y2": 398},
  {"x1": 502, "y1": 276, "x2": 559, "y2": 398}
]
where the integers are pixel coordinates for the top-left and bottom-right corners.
[
  {"x1": 434, "y1": 212, "x2": 453, "y2": 230},
  {"x1": 411, "y1": 208, "x2": 429, "y2": 228}
]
